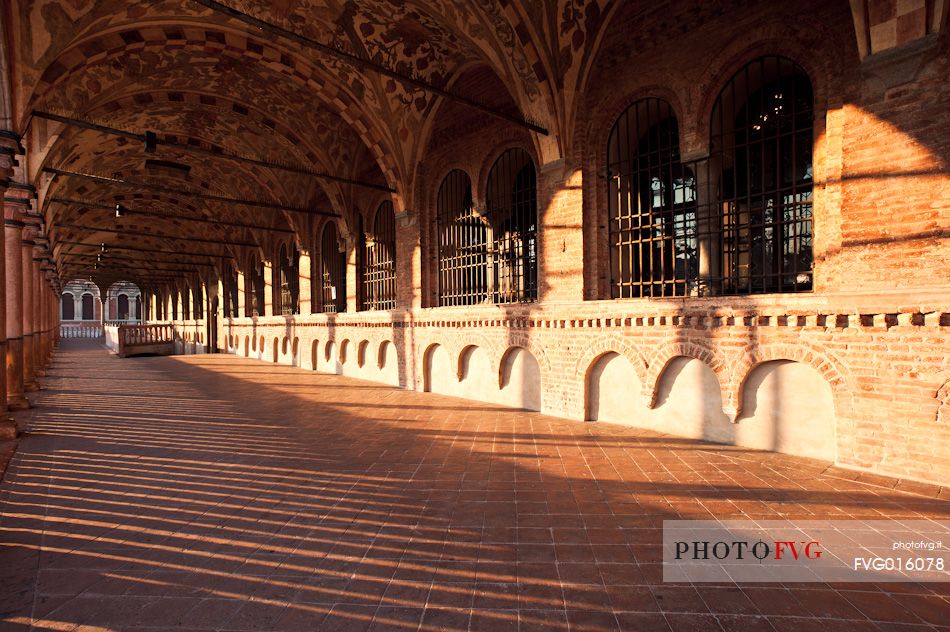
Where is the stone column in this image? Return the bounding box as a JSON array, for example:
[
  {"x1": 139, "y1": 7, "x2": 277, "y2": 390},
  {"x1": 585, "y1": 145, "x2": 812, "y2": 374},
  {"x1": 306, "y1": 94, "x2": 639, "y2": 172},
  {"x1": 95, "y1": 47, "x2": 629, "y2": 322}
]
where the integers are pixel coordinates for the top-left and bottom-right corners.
[
  {"x1": 43, "y1": 279, "x2": 52, "y2": 362},
  {"x1": 34, "y1": 266, "x2": 44, "y2": 374},
  {"x1": 537, "y1": 159, "x2": 584, "y2": 302},
  {"x1": 0, "y1": 186, "x2": 7, "y2": 416},
  {"x1": 5, "y1": 218, "x2": 28, "y2": 409},
  {"x1": 237, "y1": 270, "x2": 247, "y2": 318},
  {"x1": 346, "y1": 238, "x2": 358, "y2": 313},
  {"x1": 298, "y1": 252, "x2": 313, "y2": 314},
  {"x1": 393, "y1": 208, "x2": 419, "y2": 309},
  {"x1": 21, "y1": 232, "x2": 36, "y2": 391},
  {"x1": 41, "y1": 266, "x2": 52, "y2": 366},
  {"x1": 52, "y1": 281, "x2": 61, "y2": 347},
  {"x1": 263, "y1": 261, "x2": 274, "y2": 316},
  {"x1": 40, "y1": 273, "x2": 48, "y2": 368},
  {"x1": 32, "y1": 257, "x2": 45, "y2": 378}
]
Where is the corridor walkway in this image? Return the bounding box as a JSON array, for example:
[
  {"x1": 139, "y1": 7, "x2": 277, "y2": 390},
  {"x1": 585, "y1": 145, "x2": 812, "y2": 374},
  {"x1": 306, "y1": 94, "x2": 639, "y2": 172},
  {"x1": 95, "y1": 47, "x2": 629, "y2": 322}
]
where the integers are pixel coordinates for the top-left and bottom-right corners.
[{"x1": 0, "y1": 340, "x2": 947, "y2": 632}]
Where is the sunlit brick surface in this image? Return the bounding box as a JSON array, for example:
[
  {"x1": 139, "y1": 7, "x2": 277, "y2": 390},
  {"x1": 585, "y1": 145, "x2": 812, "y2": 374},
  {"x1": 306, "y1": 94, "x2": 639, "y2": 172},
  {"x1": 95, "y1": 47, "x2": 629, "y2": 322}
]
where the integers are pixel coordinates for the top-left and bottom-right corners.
[{"x1": 1, "y1": 340, "x2": 948, "y2": 631}]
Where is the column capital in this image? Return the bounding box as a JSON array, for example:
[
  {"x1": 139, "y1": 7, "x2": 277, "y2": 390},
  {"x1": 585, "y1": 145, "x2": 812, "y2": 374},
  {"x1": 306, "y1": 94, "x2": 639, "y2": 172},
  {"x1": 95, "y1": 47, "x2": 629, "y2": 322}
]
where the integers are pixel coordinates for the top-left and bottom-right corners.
[
  {"x1": 0, "y1": 136, "x2": 21, "y2": 183},
  {"x1": 3, "y1": 197, "x2": 32, "y2": 222}
]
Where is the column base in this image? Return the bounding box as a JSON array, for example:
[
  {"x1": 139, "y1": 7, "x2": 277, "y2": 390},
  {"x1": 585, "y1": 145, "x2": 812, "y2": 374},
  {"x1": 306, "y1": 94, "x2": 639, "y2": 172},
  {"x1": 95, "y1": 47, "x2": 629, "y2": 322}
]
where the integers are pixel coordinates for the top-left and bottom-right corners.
[
  {"x1": 0, "y1": 418, "x2": 17, "y2": 441},
  {"x1": 7, "y1": 396, "x2": 31, "y2": 411}
]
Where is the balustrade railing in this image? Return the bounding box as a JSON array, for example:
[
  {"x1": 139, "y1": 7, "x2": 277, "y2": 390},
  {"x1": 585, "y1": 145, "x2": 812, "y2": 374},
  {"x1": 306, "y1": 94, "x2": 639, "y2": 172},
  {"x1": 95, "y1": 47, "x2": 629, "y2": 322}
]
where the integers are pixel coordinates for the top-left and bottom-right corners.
[
  {"x1": 60, "y1": 323, "x2": 103, "y2": 338},
  {"x1": 121, "y1": 324, "x2": 174, "y2": 346}
]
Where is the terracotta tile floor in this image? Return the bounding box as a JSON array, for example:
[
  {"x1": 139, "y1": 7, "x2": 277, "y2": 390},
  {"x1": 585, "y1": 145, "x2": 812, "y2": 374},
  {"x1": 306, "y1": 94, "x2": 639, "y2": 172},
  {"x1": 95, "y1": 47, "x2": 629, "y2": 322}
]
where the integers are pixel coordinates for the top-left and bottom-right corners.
[{"x1": 0, "y1": 339, "x2": 948, "y2": 631}]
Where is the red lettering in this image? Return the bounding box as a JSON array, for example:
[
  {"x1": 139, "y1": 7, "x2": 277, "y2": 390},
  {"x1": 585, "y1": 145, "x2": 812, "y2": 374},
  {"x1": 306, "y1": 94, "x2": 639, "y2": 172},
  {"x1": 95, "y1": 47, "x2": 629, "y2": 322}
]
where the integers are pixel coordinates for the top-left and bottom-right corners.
[{"x1": 774, "y1": 541, "x2": 800, "y2": 560}]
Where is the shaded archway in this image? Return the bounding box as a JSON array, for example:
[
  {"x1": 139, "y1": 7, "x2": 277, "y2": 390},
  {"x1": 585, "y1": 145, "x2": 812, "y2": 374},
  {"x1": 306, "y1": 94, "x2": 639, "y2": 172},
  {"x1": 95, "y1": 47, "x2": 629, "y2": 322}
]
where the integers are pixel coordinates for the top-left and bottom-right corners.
[
  {"x1": 106, "y1": 281, "x2": 142, "y2": 322},
  {"x1": 60, "y1": 293, "x2": 75, "y2": 321}
]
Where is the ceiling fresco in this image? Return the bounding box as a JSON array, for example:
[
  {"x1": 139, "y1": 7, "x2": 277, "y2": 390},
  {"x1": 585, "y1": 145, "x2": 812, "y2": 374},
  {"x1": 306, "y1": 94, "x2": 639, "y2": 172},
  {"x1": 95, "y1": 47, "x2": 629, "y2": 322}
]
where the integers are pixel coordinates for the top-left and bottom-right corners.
[{"x1": 5, "y1": 0, "x2": 619, "y2": 289}]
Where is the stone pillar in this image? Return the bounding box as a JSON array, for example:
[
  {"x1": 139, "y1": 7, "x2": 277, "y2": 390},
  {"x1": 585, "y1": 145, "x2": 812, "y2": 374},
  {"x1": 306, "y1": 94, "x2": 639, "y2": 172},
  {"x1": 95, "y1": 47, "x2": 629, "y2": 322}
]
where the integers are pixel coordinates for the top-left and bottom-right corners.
[
  {"x1": 299, "y1": 252, "x2": 312, "y2": 314},
  {"x1": 236, "y1": 270, "x2": 247, "y2": 318},
  {"x1": 41, "y1": 266, "x2": 51, "y2": 366},
  {"x1": 5, "y1": 218, "x2": 28, "y2": 409},
  {"x1": 33, "y1": 265, "x2": 43, "y2": 375},
  {"x1": 32, "y1": 257, "x2": 45, "y2": 378},
  {"x1": 40, "y1": 273, "x2": 48, "y2": 367},
  {"x1": 346, "y1": 238, "x2": 358, "y2": 313},
  {"x1": 393, "y1": 209, "x2": 419, "y2": 309},
  {"x1": 43, "y1": 280, "x2": 52, "y2": 362},
  {"x1": 263, "y1": 261, "x2": 274, "y2": 316},
  {"x1": 52, "y1": 281, "x2": 61, "y2": 347},
  {"x1": 537, "y1": 160, "x2": 584, "y2": 302},
  {"x1": 0, "y1": 188, "x2": 7, "y2": 416},
  {"x1": 21, "y1": 233, "x2": 36, "y2": 391}
]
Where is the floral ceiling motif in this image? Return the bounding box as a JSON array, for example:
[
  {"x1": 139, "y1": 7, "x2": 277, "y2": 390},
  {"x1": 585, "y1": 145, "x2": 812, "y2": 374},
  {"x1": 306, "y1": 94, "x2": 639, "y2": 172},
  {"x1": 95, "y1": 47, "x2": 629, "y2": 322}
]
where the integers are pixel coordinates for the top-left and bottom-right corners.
[{"x1": 8, "y1": 0, "x2": 630, "y2": 287}]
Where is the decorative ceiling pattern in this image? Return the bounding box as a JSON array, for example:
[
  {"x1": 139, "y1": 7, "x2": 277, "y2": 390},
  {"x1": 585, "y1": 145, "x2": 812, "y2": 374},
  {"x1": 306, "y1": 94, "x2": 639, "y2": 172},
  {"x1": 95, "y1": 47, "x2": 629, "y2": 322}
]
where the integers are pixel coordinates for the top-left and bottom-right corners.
[{"x1": 6, "y1": 0, "x2": 624, "y2": 290}]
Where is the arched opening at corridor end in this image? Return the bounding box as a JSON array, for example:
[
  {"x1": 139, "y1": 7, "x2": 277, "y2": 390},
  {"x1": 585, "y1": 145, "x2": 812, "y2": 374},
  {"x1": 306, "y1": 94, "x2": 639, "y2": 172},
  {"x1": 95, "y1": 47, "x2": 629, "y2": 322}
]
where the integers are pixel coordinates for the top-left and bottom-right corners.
[{"x1": 105, "y1": 281, "x2": 142, "y2": 323}]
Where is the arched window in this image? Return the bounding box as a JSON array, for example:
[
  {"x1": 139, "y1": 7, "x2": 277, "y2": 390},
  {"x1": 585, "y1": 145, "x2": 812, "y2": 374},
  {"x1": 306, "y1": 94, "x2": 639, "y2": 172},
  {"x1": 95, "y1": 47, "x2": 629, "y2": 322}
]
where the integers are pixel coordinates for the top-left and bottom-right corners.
[
  {"x1": 361, "y1": 201, "x2": 396, "y2": 310},
  {"x1": 437, "y1": 169, "x2": 486, "y2": 306},
  {"x1": 61, "y1": 293, "x2": 75, "y2": 321},
  {"x1": 320, "y1": 222, "x2": 346, "y2": 313},
  {"x1": 485, "y1": 148, "x2": 538, "y2": 303},
  {"x1": 81, "y1": 293, "x2": 94, "y2": 320},
  {"x1": 607, "y1": 98, "x2": 697, "y2": 298},
  {"x1": 247, "y1": 261, "x2": 265, "y2": 317},
  {"x1": 193, "y1": 285, "x2": 203, "y2": 319},
  {"x1": 182, "y1": 288, "x2": 191, "y2": 320},
  {"x1": 223, "y1": 266, "x2": 239, "y2": 318},
  {"x1": 278, "y1": 244, "x2": 300, "y2": 315},
  {"x1": 229, "y1": 269, "x2": 239, "y2": 317},
  {"x1": 117, "y1": 294, "x2": 130, "y2": 320},
  {"x1": 711, "y1": 56, "x2": 813, "y2": 294}
]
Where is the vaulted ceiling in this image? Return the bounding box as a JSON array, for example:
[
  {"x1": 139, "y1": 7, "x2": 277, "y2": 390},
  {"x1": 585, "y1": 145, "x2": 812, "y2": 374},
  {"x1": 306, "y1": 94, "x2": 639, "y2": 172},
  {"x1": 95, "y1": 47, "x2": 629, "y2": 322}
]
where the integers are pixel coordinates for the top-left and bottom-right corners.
[
  {"x1": 2, "y1": 0, "x2": 891, "y2": 292},
  {"x1": 4, "y1": 0, "x2": 632, "y2": 290}
]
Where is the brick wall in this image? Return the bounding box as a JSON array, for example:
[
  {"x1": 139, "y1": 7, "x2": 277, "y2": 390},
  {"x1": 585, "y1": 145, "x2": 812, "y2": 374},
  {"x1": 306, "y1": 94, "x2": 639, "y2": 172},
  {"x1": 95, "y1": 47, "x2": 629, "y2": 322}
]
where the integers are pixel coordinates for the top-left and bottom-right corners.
[{"x1": 164, "y1": 0, "x2": 948, "y2": 486}]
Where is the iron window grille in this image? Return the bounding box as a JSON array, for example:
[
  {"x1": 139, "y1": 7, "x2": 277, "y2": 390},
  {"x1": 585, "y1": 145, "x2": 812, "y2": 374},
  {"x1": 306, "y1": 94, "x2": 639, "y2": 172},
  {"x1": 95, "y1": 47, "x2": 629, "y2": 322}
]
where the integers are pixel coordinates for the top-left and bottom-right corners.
[
  {"x1": 321, "y1": 222, "x2": 346, "y2": 313},
  {"x1": 437, "y1": 150, "x2": 538, "y2": 307},
  {"x1": 711, "y1": 55, "x2": 813, "y2": 295},
  {"x1": 278, "y1": 244, "x2": 300, "y2": 315},
  {"x1": 437, "y1": 169, "x2": 488, "y2": 306},
  {"x1": 608, "y1": 98, "x2": 697, "y2": 298},
  {"x1": 361, "y1": 201, "x2": 397, "y2": 311},
  {"x1": 224, "y1": 267, "x2": 239, "y2": 317},
  {"x1": 606, "y1": 57, "x2": 813, "y2": 298},
  {"x1": 247, "y1": 261, "x2": 265, "y2": 316},
  {"x1": 485, "y1": 148, "x2": 538, "y2": 303}
]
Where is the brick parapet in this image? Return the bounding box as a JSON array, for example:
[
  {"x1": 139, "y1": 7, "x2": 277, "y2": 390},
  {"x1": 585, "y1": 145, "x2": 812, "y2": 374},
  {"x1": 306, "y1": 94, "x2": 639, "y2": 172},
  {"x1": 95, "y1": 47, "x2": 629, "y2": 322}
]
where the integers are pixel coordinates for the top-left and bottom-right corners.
[{"x1": 167, "y1": 284, "x2": 950, "y2": 485}]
